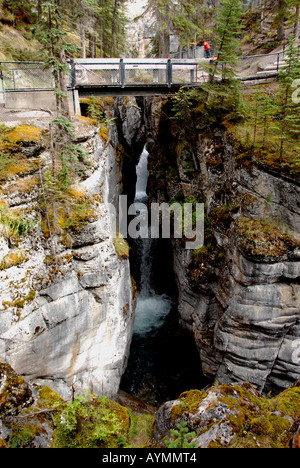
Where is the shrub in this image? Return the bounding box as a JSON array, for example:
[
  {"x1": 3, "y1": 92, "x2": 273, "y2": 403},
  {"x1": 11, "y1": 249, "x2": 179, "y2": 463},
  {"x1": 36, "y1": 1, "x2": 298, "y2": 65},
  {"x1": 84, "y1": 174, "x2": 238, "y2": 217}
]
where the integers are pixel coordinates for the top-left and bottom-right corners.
[{"x1": 51, "y1": 393, "x2": 130, "y2": 448}]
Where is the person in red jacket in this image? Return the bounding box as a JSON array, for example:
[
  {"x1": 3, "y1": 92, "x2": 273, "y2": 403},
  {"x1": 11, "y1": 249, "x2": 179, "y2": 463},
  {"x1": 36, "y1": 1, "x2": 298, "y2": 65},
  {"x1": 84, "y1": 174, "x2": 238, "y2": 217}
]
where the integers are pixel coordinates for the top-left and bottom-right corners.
[{"x1": 203, "y1": 41, "x2": 211, "y2": 58}]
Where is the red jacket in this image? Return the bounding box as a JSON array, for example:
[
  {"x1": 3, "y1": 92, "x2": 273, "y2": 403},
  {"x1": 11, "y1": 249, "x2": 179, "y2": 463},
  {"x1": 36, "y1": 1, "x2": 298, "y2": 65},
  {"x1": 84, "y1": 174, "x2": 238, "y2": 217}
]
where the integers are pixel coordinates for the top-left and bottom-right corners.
[{"x1": 203, "y1": 41, "x2": 211, "y2": 51}]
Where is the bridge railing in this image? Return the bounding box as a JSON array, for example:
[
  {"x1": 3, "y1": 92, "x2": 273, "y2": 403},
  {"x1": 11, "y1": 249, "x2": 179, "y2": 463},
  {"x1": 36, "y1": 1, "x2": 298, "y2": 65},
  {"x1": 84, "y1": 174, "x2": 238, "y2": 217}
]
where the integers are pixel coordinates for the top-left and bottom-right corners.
[
  {"x1": 70, "y1": 58, "x2": 210, "y2": 88},
  {"x1": 0, "y1": 50, "x2": 292, "y2": 98},
  {"x1": 237, "y1": 50, "x2": 288, "y2": 78},
  {"x1": 0, "y1": 61, "x2": 53, "y2": 92}
]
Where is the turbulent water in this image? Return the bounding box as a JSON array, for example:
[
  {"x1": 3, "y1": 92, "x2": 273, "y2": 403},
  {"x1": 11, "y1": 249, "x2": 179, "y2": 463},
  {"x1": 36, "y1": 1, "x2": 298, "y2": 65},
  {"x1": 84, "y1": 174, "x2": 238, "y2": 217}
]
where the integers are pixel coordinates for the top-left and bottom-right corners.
[
  {"x1": 132, "y1": 147, "x2": 173, "y2": 337},
  {"x1": 121, "y1": 146, "x2": 209, "y2": 406}
]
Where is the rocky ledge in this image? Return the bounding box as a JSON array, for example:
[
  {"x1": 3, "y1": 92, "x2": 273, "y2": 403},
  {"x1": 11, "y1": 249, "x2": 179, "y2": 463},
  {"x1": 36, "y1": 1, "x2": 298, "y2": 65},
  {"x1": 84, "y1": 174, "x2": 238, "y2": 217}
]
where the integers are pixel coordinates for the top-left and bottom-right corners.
[
  {"x1": 0, "y1": 114, "x2": 135, "y2": 400},
  {"x1": 154, "y1": 381, "x2": 300, "y2": 448}
]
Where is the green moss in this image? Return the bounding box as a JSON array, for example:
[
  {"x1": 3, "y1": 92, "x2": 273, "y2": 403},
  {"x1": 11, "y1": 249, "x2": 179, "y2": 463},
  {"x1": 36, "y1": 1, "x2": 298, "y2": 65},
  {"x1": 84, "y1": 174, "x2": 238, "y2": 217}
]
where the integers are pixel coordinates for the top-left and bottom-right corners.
[
  {"x1": 171, "y1": 390, "x2": 208, "y2": 421},
  {"x1": 214, "y1": 384, "x2": 299, "y2": 448},
  {"x1": 113, "y1": 233, "x2": 130, "y2": 259},
  {"x1": 235, "y1": 218, "x2": 300, "y2": 258},
  {"x1": 7, "y1": 423, "x2": 40, "y2": 448},
  {"x1": 51, "y1": 393, "x2": 131, "y2": 448},
  {"x1": 0, "y1": 249, "x2": 28, "y2": 270},
  {"x1": 2, "y1": 289, "x2": 36, "y2": 311},
  {"x1": 0, "y1": 363, "x2": 33, "y2": 416},
  {"x1": 38, "y1": 386, "x2": 65, "y2": 408},
  {"x1": 273, "y1": 387, "x2": 300, "y2": 420}
]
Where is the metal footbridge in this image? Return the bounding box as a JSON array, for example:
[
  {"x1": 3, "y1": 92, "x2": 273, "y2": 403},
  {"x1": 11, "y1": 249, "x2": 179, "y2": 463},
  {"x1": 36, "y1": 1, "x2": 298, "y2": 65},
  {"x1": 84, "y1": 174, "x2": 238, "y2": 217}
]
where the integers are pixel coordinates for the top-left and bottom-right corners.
[{"x1": 0, "y1": 51, "x2": 288, "y2": 97}]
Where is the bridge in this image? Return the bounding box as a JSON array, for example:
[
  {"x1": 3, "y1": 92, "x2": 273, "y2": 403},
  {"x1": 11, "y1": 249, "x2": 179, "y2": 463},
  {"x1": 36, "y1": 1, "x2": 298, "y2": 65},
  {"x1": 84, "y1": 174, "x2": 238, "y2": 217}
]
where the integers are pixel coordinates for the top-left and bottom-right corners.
[
  {"x1": 70, "y1": 58, "x2": 211, "y2": 97},
  {"x1": 0, "y1": 51, "x2": 287, "y2": 114}
]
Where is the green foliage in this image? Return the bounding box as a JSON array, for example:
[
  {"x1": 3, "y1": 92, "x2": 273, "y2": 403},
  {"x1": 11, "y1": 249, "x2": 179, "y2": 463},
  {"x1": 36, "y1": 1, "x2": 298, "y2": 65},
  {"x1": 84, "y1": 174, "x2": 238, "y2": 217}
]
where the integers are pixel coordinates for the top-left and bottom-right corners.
[
  {"x1": 52, "y1": 393, "x2": 130, "y2": 448},
  {"x1": 233, "y1": 40, "x2": 300, "y2": 175},
  {"x1": 164, "y1": 420, "x2": 197, "y2": 448},
  {"x1": 0, "y1": 205, "x2": 36, "y2": 237},
  {"x1": 7, "y1": 424, "x2": 40, "y2": 448},
  {"x1": 276, "y1": 38, "x2": 300, "y2": 164},
  {"x1": 210, "y1": 0, "x2": 242, "y2": 82},
  {"x1": 113, "y1": 233, "x2": 130, "y2": 259}
]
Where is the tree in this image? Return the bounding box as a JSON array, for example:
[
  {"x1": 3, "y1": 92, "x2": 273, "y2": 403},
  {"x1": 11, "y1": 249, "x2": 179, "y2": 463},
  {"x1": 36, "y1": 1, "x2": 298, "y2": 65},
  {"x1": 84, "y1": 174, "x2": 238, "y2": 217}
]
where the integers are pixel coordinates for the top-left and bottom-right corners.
[
  {"x1": 164, "y1": 420, "x2": 197, "y2": 448},
  {"x1": 33, "y1": 0, "x2": 76, "y2": 118},
  {"x1": 211, "y1": 0, "x2": 242, "y2": 82},
  {"x1": 287, "y1": 0, "x2": 300, "y2": 41},
  {"x1": 145, "y1": 0, "x2": 205, "y2": 58},
  {"x1": 71, "y1": 0, "x2": 99, "y2": 58},
  {"x1": 277, "y1": 39, "x2": 300, "y2": 164},
  {"x1": 275, "y1": 0, "x2": 286, "y2": 41},
  {"x1": 251, "y1": 91, "x2": 277, "y2": 149}
]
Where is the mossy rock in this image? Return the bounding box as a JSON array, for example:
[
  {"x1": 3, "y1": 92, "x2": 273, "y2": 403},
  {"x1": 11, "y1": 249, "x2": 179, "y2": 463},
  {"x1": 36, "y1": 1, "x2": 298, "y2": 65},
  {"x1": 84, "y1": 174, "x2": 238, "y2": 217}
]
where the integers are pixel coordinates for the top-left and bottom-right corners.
[
  {"x1": 171, "y1": 389, "x2": 208, "y2": 421},
  {"x1": 4, "y1": 125, "x2": 42, "y2": 145},
  {"x1": 160, "y1": 383, "x2": 300, "y2": 449},
  {"x1": 0, "y1": 363, "x2": 33, "y2": 417},
  {"x1": 235, "y1": 218, "x2": 300, "y2": 259}
]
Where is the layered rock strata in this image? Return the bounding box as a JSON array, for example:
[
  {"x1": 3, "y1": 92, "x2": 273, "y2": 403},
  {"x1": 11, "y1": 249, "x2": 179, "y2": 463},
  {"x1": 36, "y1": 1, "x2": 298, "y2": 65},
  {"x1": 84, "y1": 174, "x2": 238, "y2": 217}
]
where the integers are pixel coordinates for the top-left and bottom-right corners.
[
  {"x1": 146, "y1": 99, "x2": 300, "y2": 393},
  {"x1": 0, "y1": 115, "x2": 135, "y2": 400}
]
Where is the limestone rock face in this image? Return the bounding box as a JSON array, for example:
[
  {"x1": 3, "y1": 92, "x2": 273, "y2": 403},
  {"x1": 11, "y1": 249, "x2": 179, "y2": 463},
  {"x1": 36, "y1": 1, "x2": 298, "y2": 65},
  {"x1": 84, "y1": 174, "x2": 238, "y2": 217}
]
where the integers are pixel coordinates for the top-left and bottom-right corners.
[
  {"x1": 153, "y1": 383, "x2": 300, "y2": 448},
  {"x1": 146, "y1": 100, "x2": 300, "y2": 393},
  {"x1": 0, "y1": 117, "x2": 135, "y2": 400}
]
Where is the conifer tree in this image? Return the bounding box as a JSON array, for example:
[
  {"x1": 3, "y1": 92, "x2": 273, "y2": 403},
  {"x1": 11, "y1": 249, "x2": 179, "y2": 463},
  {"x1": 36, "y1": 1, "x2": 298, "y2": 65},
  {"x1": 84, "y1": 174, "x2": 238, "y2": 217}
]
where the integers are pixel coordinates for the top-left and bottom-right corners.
[
  {"x1": 211, "y1": 0, "x2": 242, "y2": 82},
  {"x1": 277, "y1": 39, "x2": 300, "y2": 165},
  {"x1": 32, "y1": 0, "x2": 76, "y2": 118},
  {"x1": 145, "y1": 0, "x2": 205, "y2": 57}
]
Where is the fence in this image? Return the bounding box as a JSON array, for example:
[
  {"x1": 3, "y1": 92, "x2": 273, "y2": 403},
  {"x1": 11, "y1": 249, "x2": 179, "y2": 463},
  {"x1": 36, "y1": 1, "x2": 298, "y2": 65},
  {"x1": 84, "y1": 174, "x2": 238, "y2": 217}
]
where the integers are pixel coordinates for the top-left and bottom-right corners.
[
  {"x1": 238, "y1": 50, "x2": 288, "y2": 79},
  {"x1": 70, "y1": 58, "x2": 210, "y2": 88},
  {"x1": 0, "y1": 49, "x2": 292, "y2": 103},
  {"x1": 0, "y1": 61, "x2": 53, "y2": 92}
]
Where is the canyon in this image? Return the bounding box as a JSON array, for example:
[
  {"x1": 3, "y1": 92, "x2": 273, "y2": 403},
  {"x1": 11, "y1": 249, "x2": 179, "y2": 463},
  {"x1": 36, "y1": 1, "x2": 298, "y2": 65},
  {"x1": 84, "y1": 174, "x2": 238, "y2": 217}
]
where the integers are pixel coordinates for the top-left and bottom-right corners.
[{"x1": 0, "y1": 93, "x2": 299, "y2": 408}]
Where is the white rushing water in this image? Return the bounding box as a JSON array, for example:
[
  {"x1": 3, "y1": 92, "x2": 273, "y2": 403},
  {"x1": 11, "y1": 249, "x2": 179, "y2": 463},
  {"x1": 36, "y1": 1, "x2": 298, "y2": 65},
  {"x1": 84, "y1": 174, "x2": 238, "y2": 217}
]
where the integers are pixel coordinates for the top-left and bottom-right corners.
[{"x1": 133, "y1": 147, "x2": 173, "y2": 336}]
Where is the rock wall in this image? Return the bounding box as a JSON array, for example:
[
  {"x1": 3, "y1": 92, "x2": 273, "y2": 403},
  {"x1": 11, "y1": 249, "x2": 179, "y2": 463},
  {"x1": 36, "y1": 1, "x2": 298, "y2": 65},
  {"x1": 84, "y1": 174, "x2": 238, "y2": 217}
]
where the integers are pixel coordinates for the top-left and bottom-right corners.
[
  {"x1": 145, "y1": 97, "x2": 300, "y2": 393},
  {"x1": 0, "y1": 110, "x2": 137, "y2": 400},
  {"x1": 153, "y1": 382, "x2": 300, "y2": 448}
]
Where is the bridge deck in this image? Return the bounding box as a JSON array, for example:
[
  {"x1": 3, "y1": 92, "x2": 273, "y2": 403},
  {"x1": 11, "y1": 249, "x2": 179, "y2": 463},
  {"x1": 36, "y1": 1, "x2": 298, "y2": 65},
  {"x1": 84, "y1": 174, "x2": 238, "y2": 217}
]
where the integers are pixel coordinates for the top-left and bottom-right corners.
[{"x1": 77, "y1": 83, "x2": 187, "y2": 97}]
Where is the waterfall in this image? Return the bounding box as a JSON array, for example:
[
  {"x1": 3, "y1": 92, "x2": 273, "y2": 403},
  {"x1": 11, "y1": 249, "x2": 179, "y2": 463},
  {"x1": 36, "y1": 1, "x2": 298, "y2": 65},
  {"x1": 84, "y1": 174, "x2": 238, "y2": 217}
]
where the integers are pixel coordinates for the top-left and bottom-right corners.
[
  {"x1": 133, "y1": 147, "x2": 173, "y2": 336},
  {"x1": 121, "y1": 145, "x2": 208, "y2": 405}
]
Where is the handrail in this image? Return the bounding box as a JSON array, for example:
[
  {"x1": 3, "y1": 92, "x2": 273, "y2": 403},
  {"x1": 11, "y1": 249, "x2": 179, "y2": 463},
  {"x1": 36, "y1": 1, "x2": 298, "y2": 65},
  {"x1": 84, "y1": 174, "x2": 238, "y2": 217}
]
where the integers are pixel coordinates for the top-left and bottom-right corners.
[{"x1": 0, "y1": 49, "x2": 292, "y2": 92}]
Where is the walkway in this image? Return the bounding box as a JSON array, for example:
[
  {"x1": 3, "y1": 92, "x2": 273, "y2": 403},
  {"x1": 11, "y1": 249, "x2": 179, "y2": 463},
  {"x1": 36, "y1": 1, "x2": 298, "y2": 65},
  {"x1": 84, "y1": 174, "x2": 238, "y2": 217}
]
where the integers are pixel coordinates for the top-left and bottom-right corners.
[{"x1": 0, "y1": 51, "x2": 288, "y2": 111}]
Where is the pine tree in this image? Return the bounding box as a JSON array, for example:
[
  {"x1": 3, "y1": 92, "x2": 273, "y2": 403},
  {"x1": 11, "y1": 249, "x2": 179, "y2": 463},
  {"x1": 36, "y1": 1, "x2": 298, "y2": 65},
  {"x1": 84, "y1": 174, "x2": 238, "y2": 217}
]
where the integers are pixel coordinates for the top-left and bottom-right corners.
[
  {"x1": 32, "y1": 0, "x2": 76, "y2": 118},
  {"x1": 211, "y1": 0, "x2": 242, "y2": 82},
  {"x1": 251, "y1": 91, "x2": 277, "y2": 149},
  {"x1": 277, "y1": 39, "x2": 300, "y2": 165},
  {"x1": 275, "y1": 0, "x2": 286, "y2": 41},
  {"x1": 145, "y1": 0, "x2": 205, "y2": 58},
  {"x1": 287, "y1": 0, "x2": 300, "y2": 41},
  {"x1": 164, "y1": 421, "x2": 197, "y2": 449}
]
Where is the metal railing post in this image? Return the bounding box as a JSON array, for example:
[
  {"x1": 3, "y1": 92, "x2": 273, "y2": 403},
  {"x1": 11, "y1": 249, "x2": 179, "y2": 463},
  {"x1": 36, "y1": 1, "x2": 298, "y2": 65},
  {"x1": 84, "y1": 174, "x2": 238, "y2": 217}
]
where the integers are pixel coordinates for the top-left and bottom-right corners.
[
  {"x1": 167, "y1": 59, "x2": 172, "y2": 87},
  {"x1": 70, "y1": 59, "x2": 76, "y2": 88},
  {"x1": 119, "y1": 59, "x2": 125, "y2": 88}
]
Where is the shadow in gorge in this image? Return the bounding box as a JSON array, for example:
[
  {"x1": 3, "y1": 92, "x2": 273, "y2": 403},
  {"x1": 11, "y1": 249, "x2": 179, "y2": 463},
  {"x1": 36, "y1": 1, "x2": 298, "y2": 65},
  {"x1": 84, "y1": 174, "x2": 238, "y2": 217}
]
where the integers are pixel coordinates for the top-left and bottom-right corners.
[{"x1": 121, "y1": 303, "x2": 211, "y2": 407}]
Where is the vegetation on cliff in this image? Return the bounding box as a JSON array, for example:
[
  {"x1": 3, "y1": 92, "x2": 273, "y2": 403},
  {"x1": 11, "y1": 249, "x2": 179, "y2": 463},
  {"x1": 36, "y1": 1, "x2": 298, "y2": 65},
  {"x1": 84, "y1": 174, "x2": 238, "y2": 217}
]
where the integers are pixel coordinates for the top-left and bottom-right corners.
[
  {"x1": 156, "y1": 382, "x2": 300, "y2": 448},
  {"x1": 1, "y1": 363, "x2": 299, "y2": 448}
]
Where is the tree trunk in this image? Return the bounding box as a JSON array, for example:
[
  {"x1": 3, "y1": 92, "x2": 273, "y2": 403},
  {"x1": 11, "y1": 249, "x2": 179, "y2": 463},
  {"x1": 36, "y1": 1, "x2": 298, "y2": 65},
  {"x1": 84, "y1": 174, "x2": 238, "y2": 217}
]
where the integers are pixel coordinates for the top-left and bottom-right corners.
[
  {"x1": 59, "y1": 49, "x2": 71, "y2": 118},
  {"x1": 37, "y1": 0, "x2": 42, "y2": 21},
  {"x1": 294, "y1": 4, "x2": 300, "y2": 41},
  {"x1": 80, "y1": 23, "x2": 86, "y2": 58},
  {"x1": 158, "y1": 30, "x2": 170, "y2": 58},
  {"x1": 277, "y1": 0, "x2": 285, "y2": 42},
  {"x1": 111, "y1": 0, "x2": 118, "y2": 56}
]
